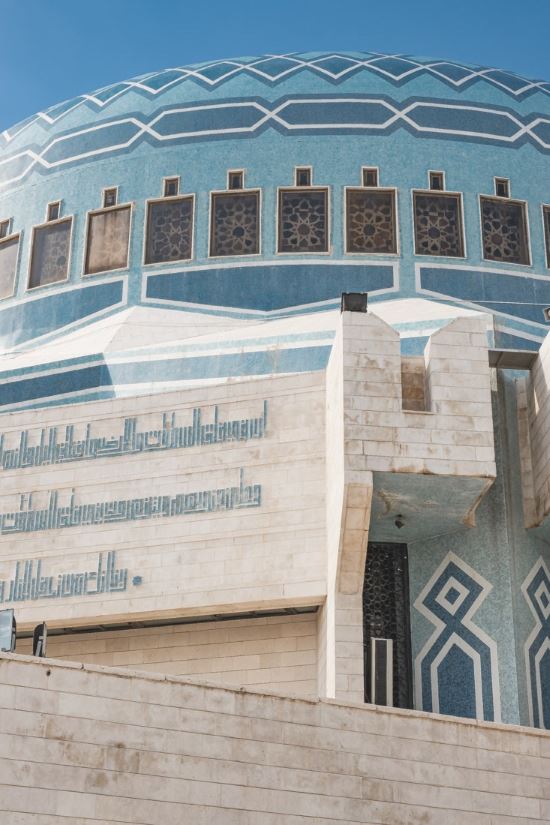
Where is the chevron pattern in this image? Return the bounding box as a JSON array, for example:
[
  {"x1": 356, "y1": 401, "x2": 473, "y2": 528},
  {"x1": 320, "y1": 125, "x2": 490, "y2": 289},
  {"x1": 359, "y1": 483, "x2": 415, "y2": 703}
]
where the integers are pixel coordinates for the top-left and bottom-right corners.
[
  {"x1": 2, "y1": 51, "x2": 549, "y2": 145},
  {"x1": 1, "y1": 95, "x2": 550, "y2": 191}
]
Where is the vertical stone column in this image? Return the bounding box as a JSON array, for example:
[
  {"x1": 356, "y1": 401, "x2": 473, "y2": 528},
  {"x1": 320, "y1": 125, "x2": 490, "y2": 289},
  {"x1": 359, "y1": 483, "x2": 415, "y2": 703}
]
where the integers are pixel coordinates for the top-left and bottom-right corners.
[{"x1": 319, "y1": 310, "x2": 400, "y2": 703}]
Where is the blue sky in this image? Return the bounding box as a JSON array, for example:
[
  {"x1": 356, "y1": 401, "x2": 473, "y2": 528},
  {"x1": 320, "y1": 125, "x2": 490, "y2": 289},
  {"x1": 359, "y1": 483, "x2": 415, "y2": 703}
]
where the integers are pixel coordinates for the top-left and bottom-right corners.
[{"x1": 1, "y1": 0, "x2": 549, "y2": 130}]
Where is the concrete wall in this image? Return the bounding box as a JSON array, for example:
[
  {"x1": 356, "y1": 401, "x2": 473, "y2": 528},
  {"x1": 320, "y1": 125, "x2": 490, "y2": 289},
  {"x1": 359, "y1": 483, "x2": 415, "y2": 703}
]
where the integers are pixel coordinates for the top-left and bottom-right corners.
[
  {"x1": 0, "y1": 652, "x2": 547, "y2": 823},
  {"x1": 17, "y1": 612, "x2": 318, "y2": 695}
]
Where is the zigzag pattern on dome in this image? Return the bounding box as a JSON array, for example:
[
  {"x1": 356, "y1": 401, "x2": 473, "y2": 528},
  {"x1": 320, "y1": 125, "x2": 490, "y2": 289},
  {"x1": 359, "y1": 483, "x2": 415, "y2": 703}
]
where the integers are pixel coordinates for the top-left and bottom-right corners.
[
  {"x1": 2, "y1": 50, "x2": 550, "y2": 145},
  {"x1": 2, "y1": 96, "x2": 550, "y2": 191}
]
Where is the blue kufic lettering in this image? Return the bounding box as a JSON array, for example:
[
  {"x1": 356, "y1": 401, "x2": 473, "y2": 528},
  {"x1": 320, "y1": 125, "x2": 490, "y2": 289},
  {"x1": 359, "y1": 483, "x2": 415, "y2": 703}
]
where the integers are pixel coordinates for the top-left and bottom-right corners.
[
  {"x1": 0, "y1": 401, "x2": 268, "y2": 472},
  {"x1": 0, "y1": 551, "x2": 137, "y2": 604},
  {"x1": 0, "y1": 468, "x2": 261, "y2": 537}
]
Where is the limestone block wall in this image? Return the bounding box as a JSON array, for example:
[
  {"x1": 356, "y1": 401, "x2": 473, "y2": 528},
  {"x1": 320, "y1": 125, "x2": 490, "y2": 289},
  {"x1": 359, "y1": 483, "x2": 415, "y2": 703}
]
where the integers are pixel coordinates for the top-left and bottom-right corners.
[
  {"x1": 343, "y1": 311, "x2": 495, "y2": 478},
  {"x1": 321, "y1": 310, "x2": 496, "y2": 706},
  {"x1": 0, "y1": 653, "x2": 548, "y2": 823},
  {"x1": 0, "y1": 372, "x2": 326, "y2": 629},
  {"x1": 321, "y1": 316, "x2": 373, "y2": 704},
  {"x1": 401, "y1": 356, "x2": 428, "y2": 411},
  {"x1": 17, "y1": 612, "x2": 318, "y2": 695},
  {"x1": 517, "y1": 332, "x2": 550, "y2": 530}
]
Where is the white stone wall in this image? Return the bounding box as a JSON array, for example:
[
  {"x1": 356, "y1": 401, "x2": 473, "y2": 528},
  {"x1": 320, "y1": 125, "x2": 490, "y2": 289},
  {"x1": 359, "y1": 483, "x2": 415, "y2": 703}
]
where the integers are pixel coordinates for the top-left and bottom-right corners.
[
  {"x1": 0, "y1": 372, "x2": 326, "y2": 629},
  {"x1": 342, "y1": 311, "x2": 495, "y2": 478},
  {"x1": 517, "y1": 333, "x2": 550, "y2": 530},
  {"x1": 0, "y1": 653, "x2": 547, "y2": 823},
  {"x1": 17, "y1": 612, "x2": 317, "y2": 695},
  {"x1": 0, "y1": 311, "x2": 498, "y2": 703},
  {"x1": 320, "y1": 311, "x2": 495, "y2": 706}
]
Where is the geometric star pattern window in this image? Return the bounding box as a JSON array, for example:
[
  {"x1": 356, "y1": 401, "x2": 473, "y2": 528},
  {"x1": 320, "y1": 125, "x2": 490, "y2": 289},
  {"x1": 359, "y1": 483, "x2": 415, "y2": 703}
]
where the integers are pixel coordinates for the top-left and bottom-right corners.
[
  {"x1": 84, "y1": 205, "x2": 131, "y2": 275},
  {"x1": 346, "y1": 189, "x2": 397, "y2": 254},
  {"x1": 145, "y1": 197, "x2": 194, "y2": 264},
  {"x1": 413, "y1": 192, "x2": 465, "y2": 257},
  {"x1": 0, "y1": 234, "x2": 19, "y2": 299},
  {"x1": 28, "y1": 219, "x2": 72, "y2": 289},
  {"x1": 480, "y1": 196, "x2": 530, "y2": 265},
  {"x1": 278, "y1": 189, "x2": 328, "y2": 253},
  {"x1": 543, "y1": 206, "x2": 550, "y2": 269},
  {"x1": 210, "y1": 191, "x2": 260, "y2": 257}
]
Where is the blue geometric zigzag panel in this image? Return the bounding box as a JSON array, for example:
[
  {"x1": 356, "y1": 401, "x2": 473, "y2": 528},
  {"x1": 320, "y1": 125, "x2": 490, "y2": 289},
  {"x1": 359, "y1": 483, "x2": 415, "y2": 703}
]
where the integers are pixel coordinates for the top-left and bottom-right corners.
[
  {"x1": 414, "y1": 552, "x2": 501, "y2": 722},
  {"x1": 522, "y1": 558, "x2": 550, "y2": 729},
  {"x1": 2, "y1": 95, "x2": 550, "y2": 189},
  {"x1": 3, "y1": 51, "x2": 550, "y2": 148}
]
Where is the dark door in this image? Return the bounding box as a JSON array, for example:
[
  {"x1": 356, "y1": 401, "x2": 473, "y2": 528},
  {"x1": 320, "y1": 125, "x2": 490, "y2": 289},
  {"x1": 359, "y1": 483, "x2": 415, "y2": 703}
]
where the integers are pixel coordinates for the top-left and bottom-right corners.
[{"x1": 363, "y1": 541, "x2": 413, "y2": 708}]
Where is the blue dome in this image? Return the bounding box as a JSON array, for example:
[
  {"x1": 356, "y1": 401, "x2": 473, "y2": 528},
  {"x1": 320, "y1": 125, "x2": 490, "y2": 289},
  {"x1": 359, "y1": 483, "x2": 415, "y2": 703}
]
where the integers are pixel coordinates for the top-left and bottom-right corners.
[
  {"x1": 2, "y1": 50, "x2": 549, "y2": 173},
  {"x1": 0, "y1": 51, "x2": 549, "y2": 410}
]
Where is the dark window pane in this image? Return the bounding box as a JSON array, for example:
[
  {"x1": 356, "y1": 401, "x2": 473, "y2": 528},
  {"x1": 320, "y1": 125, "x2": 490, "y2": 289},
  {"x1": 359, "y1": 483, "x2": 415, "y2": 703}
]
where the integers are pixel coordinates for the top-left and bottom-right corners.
[
  {"x1": 543, "y1": 207, "x2": 550, "y2": 269},
  {"x1": 47, "y1": 202, "x2": 60, "y2": 222},
  {"x1": 145, "y1": 197, "x2": 193, "y2": 264},
  {"x1": 495, "y1": 179, "x2": 509, "y2": 198},
  {"x1": 164, "y1": 179, "x2": 179, "y2": 197},
  {"x1": 346, "y1": 189, "x2": 397, "y2": 254},
  {"x1": 228, "y1": 172, "x2": 243, "y2": 190},
  {"x1": 0, "y1": 235, "x2": 19, "y2": 299},
  {"x1": 278, "y1": 189, "x2": 328, "y2": 253},
  {"x1": 414, "y1": 192, "x2": 464, "y2": 257},
  {"x1": 480, "y1": 197, "x2": 529, "y2": 265},
  {"x1": 85, "y1": 206, "x2": 131, "y2": 275},
  {"x1": 210, "y1": 191, "x2": 259, "y2": 257},
  {"x1": 295, "y1": 168, "x2": 311, "y2": 187},
  {"x1": 29, "y1": 219, "x2": 72, "y2": 288},
  {"x1": 362, "y1": 168, "x2": 378, "y2": 187},
  {"x1": 103, "y1": 189, "x2": 117, "y2": 208}
]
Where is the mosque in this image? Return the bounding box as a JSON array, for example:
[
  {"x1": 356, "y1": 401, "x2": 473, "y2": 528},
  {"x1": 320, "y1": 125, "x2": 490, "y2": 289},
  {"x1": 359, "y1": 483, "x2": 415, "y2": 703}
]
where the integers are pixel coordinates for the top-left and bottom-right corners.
[{"x1": 0, "y1": 51, "x2": 548, "y2": 822}]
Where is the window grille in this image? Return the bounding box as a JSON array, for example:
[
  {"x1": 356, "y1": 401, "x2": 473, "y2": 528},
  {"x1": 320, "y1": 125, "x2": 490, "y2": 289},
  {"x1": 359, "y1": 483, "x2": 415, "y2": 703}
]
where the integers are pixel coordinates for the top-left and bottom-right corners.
[
  {"x1": 413, "y1": 192, "x2": 464, "y2": 257},
  {"x1": 480, "y1": 196, "x2": 529, "y2": 265},
  {"x1": 28, "y1": 219, "x2": 72, "y2": 288},
  {"x1": 363, "y1": 542, "x2": 413, "y2": 709},
  {"x1": 0, "y1": 235, "x2": 19, "y2": 299},
  {"x1": 278, "y1": 188, "x2": 328, "y2": 253},
  {"x1": 346, "y1": 189, "x2": 397, "y2": 254},
  {"x1": 145, "y1": 197, "x2": 193, "y2": 264},
  {"x1": 210, "y1": 191, "x2": 260, "y2": 257},
  {"x1": 85, "y1": 206, "x2": 131, "y2": 275}
]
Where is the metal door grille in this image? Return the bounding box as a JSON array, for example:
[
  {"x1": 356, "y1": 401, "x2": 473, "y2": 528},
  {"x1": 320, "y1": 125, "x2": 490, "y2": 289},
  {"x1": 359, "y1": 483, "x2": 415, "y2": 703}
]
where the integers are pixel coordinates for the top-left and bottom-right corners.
[{"x1": 363, "y1": 542, "x2": 413, "y2": 708}]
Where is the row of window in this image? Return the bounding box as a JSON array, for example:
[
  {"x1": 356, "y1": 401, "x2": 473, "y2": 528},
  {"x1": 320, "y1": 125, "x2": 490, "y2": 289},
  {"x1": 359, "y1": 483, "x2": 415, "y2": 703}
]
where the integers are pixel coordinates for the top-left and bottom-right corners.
[{"x1": 0, "y1": 168, "x2": 549, "y2": 301}]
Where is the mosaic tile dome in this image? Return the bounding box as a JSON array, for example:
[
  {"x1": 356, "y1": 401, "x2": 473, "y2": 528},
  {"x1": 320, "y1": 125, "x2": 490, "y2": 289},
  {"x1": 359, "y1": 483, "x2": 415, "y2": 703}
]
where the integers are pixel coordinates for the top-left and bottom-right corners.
[{"x1": 0, "y1": 51, "x2": 549, "y2": 410}]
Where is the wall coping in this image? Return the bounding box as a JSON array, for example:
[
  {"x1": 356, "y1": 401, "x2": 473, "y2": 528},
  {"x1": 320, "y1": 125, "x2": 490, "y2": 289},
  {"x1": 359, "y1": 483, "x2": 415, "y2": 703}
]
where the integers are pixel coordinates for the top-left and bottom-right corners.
[{"x1": 1, "y1": 651, "x2": 547, "y2": 741}]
